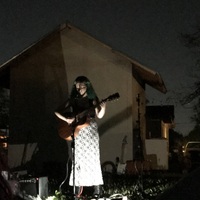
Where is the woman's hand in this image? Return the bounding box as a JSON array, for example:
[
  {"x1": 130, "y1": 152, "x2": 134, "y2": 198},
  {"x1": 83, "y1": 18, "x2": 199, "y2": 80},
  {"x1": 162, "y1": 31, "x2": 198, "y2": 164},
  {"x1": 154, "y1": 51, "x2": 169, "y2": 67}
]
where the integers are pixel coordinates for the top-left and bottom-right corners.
[
  {"x1": 55, "y1": 112, "x2": 75, "y2": 124},
  {"x1": 96, "y1": 102, "x2": 106, "y2": 118},
  {"x1": 66, "y1": 118, "x2": 75, "y2": 124}
]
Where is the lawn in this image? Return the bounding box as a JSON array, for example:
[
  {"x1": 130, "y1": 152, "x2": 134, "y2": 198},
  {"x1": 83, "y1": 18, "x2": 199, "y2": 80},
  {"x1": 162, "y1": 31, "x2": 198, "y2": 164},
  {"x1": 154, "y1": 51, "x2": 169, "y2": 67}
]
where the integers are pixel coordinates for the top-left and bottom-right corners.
[{"x1": 46, "y1": 172, "x2": 182, "y2": 200}]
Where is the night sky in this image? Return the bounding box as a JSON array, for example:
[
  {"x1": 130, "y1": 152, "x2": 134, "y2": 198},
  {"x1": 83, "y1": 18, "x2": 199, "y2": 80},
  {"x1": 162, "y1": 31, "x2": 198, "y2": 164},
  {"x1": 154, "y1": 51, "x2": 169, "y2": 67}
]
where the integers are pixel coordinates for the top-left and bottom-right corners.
[{"x1": 1, "y1": 0, "x2": 200, "y2": 135}]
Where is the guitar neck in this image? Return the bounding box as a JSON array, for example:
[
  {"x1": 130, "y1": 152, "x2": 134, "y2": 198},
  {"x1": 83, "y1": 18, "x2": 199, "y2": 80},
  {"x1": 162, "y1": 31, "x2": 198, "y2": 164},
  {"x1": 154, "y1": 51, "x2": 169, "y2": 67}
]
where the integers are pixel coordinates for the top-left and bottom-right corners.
[{"x1": 77, "y1": 93, "x2": 119, "y2": 120}]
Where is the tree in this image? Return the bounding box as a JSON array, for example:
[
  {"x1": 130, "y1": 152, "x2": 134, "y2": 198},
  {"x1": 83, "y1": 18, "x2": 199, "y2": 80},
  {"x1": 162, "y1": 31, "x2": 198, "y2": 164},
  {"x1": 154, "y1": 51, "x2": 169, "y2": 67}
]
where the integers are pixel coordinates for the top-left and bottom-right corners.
[
  {"x1": 180, "y1": 29, "x2": 200, "y2": 130},
  {"x1": 169, "y1": 129, "x2": 183, "y2": 152},
  {"x1": 184, "y1": 125, "x2": 200, "y2": 142}
]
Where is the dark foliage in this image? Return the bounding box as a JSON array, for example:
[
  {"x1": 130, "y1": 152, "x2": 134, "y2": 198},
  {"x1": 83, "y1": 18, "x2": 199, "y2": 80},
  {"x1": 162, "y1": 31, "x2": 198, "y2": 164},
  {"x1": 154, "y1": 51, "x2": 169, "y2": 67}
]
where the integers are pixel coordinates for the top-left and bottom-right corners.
[{"x1": 51, "y1": 172, "x2": 182, "y2": 200}]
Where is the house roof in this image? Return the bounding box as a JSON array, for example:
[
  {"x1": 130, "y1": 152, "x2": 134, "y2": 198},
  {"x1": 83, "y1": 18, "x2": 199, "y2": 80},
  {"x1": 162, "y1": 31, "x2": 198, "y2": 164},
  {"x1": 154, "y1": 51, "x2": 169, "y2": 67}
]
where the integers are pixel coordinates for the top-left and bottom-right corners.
[
  {"x1": 0, "y1": 23, "x2": 167, "y2": 93},
  {"x1": 132, "y1": 61, "x2": 167, "y2": 93},
  {"x1": 113, "y1": 50, "x2": 167, "y2": 93}
]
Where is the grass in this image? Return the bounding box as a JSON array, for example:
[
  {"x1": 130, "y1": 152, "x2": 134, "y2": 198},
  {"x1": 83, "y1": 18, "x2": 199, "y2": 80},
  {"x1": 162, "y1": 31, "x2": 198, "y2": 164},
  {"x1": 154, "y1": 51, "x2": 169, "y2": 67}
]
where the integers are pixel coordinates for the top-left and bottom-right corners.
[{"x1": 44, "y1": 171, "x2": 182, "y2": 200}]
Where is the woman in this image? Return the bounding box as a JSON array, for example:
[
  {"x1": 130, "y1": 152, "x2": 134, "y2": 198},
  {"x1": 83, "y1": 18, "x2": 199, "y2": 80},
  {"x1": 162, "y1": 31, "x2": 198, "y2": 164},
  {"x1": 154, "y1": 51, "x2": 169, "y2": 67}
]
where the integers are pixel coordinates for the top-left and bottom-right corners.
[{"x1": 55, "y1": 76, "x2": 106, "y2": 198}]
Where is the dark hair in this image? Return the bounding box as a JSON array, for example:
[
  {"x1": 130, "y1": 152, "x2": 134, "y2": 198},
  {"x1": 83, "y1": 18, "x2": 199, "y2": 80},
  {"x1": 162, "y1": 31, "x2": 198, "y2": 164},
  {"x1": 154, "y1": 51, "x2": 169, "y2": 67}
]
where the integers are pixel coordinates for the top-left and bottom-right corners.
[{"x1": 70, "y1": 76, "x2": 97, "y2": 99}]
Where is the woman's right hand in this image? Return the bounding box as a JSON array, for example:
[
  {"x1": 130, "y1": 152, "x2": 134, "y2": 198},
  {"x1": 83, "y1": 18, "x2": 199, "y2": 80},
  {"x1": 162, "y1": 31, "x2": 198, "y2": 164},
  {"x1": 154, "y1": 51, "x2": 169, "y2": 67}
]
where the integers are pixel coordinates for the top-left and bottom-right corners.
[
  {"x1": 66, "y1": 118, "x2": 75, "y2": 124},
  {"x1": 55, "y1": 112, "x2": 75, "y2": 124}
]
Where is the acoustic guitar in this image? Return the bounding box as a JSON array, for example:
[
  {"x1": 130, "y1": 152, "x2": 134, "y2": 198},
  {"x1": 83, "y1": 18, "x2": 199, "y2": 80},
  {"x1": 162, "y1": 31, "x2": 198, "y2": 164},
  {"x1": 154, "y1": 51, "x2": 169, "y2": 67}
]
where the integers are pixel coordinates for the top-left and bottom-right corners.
[{"x1": 55, "y1": 93, "x2": 120, "y2": 141}]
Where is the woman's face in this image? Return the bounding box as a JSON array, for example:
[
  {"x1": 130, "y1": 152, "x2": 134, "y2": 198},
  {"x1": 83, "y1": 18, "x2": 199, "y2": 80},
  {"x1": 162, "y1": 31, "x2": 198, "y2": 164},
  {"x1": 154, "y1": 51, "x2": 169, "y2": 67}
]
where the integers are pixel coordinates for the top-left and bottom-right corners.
[{"x1": 75, "y1": 82, "x2": 87, "y2": 97}]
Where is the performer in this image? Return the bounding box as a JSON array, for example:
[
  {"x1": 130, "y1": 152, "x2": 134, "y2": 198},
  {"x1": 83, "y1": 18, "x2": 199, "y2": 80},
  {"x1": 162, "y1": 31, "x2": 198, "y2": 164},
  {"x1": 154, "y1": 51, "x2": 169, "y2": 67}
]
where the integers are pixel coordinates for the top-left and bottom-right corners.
[{"x1": 55, "y1": 76, "x2": 106, "y2": 198}]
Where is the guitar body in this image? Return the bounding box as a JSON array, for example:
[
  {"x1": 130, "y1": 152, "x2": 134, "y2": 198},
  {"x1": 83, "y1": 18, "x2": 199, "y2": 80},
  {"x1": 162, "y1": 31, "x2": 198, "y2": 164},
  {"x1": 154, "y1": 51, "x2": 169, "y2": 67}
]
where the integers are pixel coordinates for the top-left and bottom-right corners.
[
  {"x1": 55, "y1": 93, "x2": 120, "y2": 141},
  {"x1": 56, "y1": 117, "x2": 90, "y2": 141}
]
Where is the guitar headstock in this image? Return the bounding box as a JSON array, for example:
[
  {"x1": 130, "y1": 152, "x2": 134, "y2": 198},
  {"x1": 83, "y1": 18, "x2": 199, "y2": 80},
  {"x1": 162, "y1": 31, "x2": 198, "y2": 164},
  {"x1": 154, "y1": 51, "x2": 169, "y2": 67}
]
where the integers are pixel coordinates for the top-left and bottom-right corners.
[{"x1": 102, "y1": 92, "x2": 120, "y2": 103}]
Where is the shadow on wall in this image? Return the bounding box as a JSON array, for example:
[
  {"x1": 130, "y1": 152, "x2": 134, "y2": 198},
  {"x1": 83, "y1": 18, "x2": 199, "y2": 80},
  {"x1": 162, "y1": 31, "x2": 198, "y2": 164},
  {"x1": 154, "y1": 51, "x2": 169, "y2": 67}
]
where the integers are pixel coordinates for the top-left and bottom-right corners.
[{"x1": 98, "y1": 105, "x2": 132, "y2": 136}]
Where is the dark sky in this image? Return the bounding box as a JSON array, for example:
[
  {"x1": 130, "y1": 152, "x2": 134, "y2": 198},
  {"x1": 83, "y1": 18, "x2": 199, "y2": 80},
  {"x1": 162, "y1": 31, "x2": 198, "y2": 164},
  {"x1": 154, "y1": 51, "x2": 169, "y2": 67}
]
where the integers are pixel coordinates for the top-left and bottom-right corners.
[{"x1": 1, "y1": 0, "x2": 200, "y2": 135}]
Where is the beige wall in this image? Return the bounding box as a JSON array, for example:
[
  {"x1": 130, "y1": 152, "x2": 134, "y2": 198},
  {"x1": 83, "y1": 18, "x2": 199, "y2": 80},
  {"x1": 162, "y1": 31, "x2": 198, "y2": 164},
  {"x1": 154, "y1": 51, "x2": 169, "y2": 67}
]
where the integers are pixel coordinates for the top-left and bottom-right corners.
[
  {"x1": 9, "y1": 34, "x2": 69, "y2": 171},
  {"x1": 9, "y1": 25, "x2": 147, "y2": 171},
  {"x1": 60, "y1": 26, "x2": 145, "y2": 163}
]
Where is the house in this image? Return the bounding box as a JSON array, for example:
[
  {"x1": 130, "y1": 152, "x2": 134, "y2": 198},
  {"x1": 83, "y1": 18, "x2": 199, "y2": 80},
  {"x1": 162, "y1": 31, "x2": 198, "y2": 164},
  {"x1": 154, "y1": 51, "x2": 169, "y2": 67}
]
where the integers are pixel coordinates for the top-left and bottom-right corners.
[
  {"x1": 0, "y1": 23, "x2": 167, "y2": 175},
  {"x1": 146, "y1": 105, "x2": 175, "y2": 139},
  {"x1": 145, "y1": 105, "x2": 175, "y2": 170}
]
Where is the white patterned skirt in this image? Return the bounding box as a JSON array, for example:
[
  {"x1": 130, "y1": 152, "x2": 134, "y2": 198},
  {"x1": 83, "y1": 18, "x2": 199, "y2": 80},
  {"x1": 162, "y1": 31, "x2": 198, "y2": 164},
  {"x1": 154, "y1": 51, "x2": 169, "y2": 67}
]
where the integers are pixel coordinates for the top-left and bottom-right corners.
[{"x1": 69, "y1": 120, "x2": 103, "y2": 186}]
